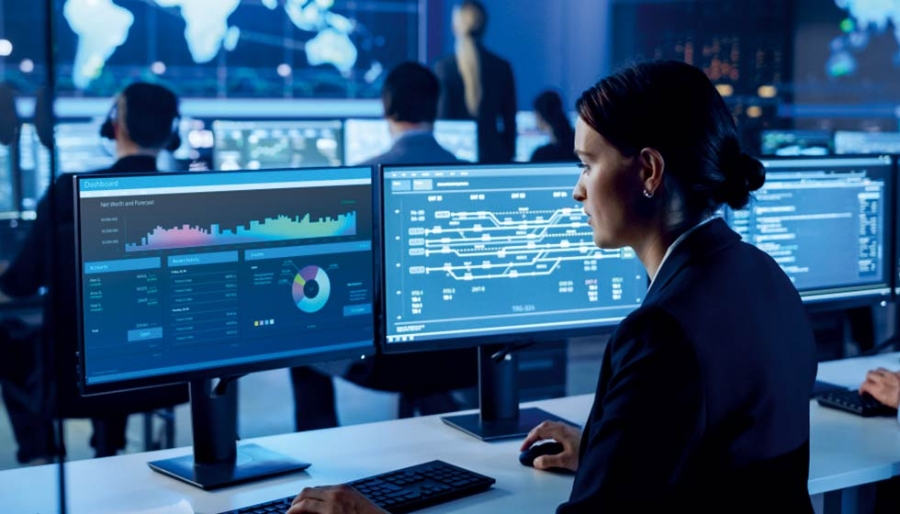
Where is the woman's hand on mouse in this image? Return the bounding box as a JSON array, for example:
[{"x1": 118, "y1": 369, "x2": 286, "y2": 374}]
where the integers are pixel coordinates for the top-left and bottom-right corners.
[
  {"x1": 286, "y1": 485, "x2": 389, "y2": 514},
  {"x1": 520, "y1": 421, "x2": 582, "y2": 472}
]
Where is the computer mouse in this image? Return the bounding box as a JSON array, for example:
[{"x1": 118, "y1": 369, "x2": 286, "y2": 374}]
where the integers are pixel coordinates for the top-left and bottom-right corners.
[{"x1": 519, "y1": 441, "x2": 565, "y2": 468}]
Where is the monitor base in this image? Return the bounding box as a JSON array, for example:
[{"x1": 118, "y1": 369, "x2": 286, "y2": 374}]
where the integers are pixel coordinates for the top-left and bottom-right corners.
[
  {"x1": 441, "y1": 407, "x2": 576, "y2": 441},
  {"x1": 148, "y1": 443, "x2": 310, "y2": 490}
]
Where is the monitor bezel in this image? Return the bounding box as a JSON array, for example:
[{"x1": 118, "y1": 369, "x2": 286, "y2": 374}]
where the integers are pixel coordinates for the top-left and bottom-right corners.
[
  {"x1": 753, "y1": 154, "x2": 896, "y2": 309},
  {"x1": 377, "y1": 162, "x2": 636, "y2": 356},
  {"x1": 74, "y1": 166, "x2": 379, "y2": 396}
]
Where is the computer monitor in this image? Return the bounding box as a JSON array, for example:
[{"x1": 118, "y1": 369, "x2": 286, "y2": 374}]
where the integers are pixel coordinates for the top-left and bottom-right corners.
[
  {"x1": 380, "y1": 163, "x2": 647, "y2": 439},
  {"x1": 17, "y1": 123, "x2": 52, "y2": 215},
  {"x1": 343, "y1": 118, "x2": 393, "y2": 166},
  {"x1": 212, "y1": 119, "x2": 343, "y2": 170},
  {"x1": 834, "y1": 131, "x2": 900, "y2": 155},
  {"x1": 726, "y1": 156, "x2": 894, "y2": 306},
  {"x1": 0, "y1": 143, "x2": 15, "y2": 220},
  {"x1": 515, "y1": 111, "x2": 551, "y2": 162},
  {"x1": 760, "y1": 130, "x2": 833, "y2": 156},
  {"x1": 75, "y1": 166, "x2": 376, "y2": 488},
  {"x1": 343, "y1": 118, "x2": 478, "y2": 165},
  {"x1": 433, "y1": 120, "x2": 478, "y2": 163},
  {"x1": 55, "y1": 121, "x2": 117, "y2": 174}
]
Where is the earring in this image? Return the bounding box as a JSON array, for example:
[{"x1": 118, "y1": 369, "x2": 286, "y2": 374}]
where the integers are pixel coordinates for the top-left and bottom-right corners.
[{"x1": 643, "y1": 189, "x2": 654, "y2": 198}]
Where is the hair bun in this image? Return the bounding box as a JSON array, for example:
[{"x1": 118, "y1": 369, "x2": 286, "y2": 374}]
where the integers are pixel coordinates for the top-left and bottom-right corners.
[{"x1": 718, "y1": 151, "x2": 766, "y2": 209}]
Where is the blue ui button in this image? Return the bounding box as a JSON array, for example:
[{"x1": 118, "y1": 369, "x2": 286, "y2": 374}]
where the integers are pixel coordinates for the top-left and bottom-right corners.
[
  {"x1": 127, "y1": 327, "x2": 164, "y2": 342},
  {"x1": 343, "y1": 304, "x2": 373, "y2": 317}
]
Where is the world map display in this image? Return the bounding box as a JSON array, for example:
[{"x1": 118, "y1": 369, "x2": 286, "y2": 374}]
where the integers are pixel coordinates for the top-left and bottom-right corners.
[
  {"x1": 52, "y1": 0, "x2": 418, "y2": 97},
  {"x1": 827, "y1": 0, "x2": 900, "y2": 77}
]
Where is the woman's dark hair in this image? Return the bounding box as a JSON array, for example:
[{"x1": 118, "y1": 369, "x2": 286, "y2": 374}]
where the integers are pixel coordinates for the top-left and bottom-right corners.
[
  {"x1": 576, "y1": 60, "x2": 764, "y2": 212},
  {"x1": 534, "y1": 90, "x2": 574, "y2": 148}
]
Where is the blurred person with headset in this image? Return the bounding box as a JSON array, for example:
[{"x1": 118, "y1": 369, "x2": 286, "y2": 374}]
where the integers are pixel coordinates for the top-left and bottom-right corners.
[{"x1": 0, "y1": 82, "x2": 188, "y2": 458}]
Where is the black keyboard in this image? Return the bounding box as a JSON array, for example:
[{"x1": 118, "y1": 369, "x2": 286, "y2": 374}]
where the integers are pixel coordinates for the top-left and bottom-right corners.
[
  {"x1": 816, "y1": 389, "x2": 898, "y2": 417},
  {"x1": 220, "y1": 460, "x2": 496, "y2": 514}
]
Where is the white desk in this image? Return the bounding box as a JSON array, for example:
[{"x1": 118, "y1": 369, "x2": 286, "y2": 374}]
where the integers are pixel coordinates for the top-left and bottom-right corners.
[{"x1": 2, "y1": 354, "x2": 900, "y2": 514}]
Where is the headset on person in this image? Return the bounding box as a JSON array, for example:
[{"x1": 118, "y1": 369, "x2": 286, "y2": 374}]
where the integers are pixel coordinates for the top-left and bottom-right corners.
[{"x1": 99, "y1": 86, "x2": 181, "y2": 153}]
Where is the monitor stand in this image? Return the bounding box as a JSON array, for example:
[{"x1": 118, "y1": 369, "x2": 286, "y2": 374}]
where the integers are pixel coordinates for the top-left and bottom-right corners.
[
  {"x1": 148, "y1": 377, "x2": 310, "y2": 490},
  {"x1": 442, "y1": 343, "x2": 578, "y2": 441}
]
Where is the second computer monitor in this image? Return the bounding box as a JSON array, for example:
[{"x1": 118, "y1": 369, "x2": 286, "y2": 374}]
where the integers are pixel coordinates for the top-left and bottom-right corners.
[
  {"x1": 213, "y1": 120, "x2": 344, "y2": 171},
  {"x1": 381, "y1": 163, "x2": 647, "y2": 352},
  {"x1": 728, "y1": 155, "x2": 894, "y2": 304}
]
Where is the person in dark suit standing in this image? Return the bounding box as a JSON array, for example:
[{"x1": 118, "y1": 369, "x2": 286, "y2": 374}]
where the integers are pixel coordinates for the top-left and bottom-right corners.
[
  {"x1": 290, "y1": 62, "x2": 477, "y2": 432},
  {"x1": 530, "y1": 90, "x2": 576, "y2": 163},
  {"x1": 435, "y1": 0, "x2": 516, "y2": 164},
  {"x1": 0, "y1": 82, "x2": 188, "y2": 458},
  {"x1": 282, "y1": 61, "x2": 818, "y2": 514}
]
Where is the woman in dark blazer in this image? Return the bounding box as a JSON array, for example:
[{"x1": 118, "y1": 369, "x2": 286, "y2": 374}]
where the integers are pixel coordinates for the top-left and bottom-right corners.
[
  {"x1": 522, "y1": 60, "x2": 818, "y2": 512},
  {"x1": 434, "y1": 0, "x2": 516, "y2": 164},
  {"x1": 284, "y1": 61, "x2": 818, "y2": 514}
]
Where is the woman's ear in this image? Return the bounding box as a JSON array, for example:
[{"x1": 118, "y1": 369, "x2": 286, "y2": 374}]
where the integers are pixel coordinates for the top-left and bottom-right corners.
[{"x1": 638, "y1": 148, "x2": 665, "y2": 197}]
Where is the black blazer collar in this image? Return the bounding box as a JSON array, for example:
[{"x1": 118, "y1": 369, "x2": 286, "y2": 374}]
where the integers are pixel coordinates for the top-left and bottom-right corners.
[{"x1": 643, "y1": 218, "x2": 740, "y2": 304}]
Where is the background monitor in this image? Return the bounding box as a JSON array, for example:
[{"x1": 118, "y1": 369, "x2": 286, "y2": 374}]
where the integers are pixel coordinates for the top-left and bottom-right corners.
[
  {"x1": 726, "y1": 156, "x2": 894, "y2": 305},
  {"x1": 834, "y1": 131, "x2": 900, "y2": 155},
  {"x1": 17, "y1": 123, "x2": 52, "y2": 214},
  {"x1": 0, "y1": 143, "x2": 15, "y2": 219},
  {"x1": 75, "y1": 166, "x2": 376, "y2": 487},
  {"x1": 343, "y1": 118, "x2": 392, "y2": 166},
  {"x1": 212, "y1": 120, "x2": 344, "y2": 170},
  {"x1": 55, "y1": 121, "x2": 117, "y2": 174},
  {"x1": 433, "y1": 120, "x2": 478, "y2": 163},
  {"x1": 515, "y1": 111, "x2": 551, "y2": 163},
  {"x1": 760, "y1": 130, "x2": 833, "y2": 156}
]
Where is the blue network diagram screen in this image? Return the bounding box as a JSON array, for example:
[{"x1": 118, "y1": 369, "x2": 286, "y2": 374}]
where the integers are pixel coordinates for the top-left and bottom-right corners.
[
  {"x1": 727, "y1": 156, "x2": 893, "y2": 303},
  {"x1": 213, "y1": 120, "x2": 343, "y2": 171},
  {"x1": 76, "y1": 168, "x2": 375, "y2": 390},
  {"x1": 381, "y1": 164, "x2": 647, "y2": 348}
]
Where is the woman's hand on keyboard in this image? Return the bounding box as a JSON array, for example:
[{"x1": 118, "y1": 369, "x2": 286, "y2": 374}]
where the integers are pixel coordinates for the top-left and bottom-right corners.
[
  {"x1": 859, "y1": 367, "x2": 900, "y2": 408},
  {"x1": 287, "y1": 485, "x2": 388, "y2": 514}
]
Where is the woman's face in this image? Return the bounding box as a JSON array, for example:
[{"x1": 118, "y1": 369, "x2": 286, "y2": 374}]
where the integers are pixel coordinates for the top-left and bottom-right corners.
[{"x1": 572, "y1": 117, "x2": 644, "y2": 249}]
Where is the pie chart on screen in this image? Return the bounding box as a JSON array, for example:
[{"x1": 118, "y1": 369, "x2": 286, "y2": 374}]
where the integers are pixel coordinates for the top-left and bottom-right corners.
[{"x1": 292, "y1": 265, "x2": 331, "y2": 313}]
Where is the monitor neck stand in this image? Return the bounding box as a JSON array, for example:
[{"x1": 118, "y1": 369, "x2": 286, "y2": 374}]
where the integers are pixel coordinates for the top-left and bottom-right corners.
[
  {"x1": 441, "y1": 343, "x2": 577, "y2": 441},
  {"x1": 147, "y1": 377, "x2": 310, "y2": 489}
]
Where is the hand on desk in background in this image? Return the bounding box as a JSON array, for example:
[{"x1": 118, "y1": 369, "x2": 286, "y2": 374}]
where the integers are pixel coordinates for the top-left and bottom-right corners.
[
  {"x1": 859, "y1": 367, "x2": 900, "y2": 409},
  {"x1": 520, "y1": 421, "x2": 582, "y2": 472},
  {"x1": 287, "y1": 485, "x2": 388, "y2": 514}
]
